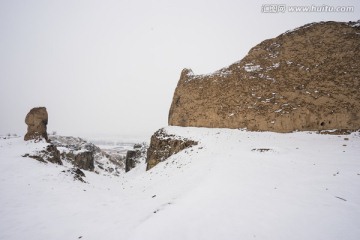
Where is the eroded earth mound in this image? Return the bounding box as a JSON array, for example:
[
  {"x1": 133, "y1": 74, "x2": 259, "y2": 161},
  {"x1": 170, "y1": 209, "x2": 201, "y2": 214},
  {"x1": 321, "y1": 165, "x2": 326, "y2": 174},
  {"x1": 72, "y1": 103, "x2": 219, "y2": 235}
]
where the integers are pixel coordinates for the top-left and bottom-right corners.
[{"x1": 168, "y1": 21, "x2": 360, "y2": 132}]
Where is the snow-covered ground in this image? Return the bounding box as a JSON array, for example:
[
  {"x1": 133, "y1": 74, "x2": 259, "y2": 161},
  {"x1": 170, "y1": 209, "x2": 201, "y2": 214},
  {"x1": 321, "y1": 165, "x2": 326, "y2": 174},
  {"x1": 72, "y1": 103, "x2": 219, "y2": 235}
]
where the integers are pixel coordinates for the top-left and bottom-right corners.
[{"x1": 0, "y1": 127, "x2": 359, "y2": 240}]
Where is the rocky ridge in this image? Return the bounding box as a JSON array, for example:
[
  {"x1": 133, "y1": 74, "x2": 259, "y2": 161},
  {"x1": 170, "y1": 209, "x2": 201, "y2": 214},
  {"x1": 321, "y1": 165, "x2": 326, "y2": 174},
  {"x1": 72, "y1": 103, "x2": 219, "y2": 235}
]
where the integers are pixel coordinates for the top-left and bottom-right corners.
[
  {"x1": 21, "y1": 106, "x2": 148, "y2": 178},
  {"x1": 49, "y1": 135, "x2": 126, "y2": 176},
  {"x1": 168, "y1": 21, "x2": 360, "y2": 132}
]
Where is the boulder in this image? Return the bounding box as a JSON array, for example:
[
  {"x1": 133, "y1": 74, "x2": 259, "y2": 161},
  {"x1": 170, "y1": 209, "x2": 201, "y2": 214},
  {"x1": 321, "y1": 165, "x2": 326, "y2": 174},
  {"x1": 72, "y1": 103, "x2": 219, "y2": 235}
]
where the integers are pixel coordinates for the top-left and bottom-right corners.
[
  {"x1": 24, "y1": 107, "x2": 48, "y2": 141},
  {"x1": 146, "y1": 128, "x2": 197, "y2": 170},
  {"x1": 125, "y1": 150, "x2": 137, "y2": 172},
  {"x1": 45, "y1": 144, "x2": 62, "y2": 165},
  {"x1": 74, "y1": 151, "x2": 94, "y2": 171},
  {"x1": 168, "y1": 21, "x2": 360, "y2": 132},
  {"x1": 125, "y1": 143, "x2": 149, "y2": 172}
]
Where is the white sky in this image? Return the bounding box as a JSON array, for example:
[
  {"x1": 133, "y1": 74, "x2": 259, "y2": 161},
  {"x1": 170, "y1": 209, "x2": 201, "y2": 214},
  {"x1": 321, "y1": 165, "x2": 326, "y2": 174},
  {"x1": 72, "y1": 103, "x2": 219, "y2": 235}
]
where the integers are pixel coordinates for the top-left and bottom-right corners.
[{"x1": 0, "y1": 0, "x2": 359, "y2": 138}]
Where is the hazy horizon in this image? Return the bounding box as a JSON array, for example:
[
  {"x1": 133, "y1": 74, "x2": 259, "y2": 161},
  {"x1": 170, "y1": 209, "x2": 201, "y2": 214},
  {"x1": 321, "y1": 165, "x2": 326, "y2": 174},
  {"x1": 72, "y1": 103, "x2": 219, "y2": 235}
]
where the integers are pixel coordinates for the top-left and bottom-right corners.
[{"x1": 1, "y1": 0, "x2": 359, "y2": 138}]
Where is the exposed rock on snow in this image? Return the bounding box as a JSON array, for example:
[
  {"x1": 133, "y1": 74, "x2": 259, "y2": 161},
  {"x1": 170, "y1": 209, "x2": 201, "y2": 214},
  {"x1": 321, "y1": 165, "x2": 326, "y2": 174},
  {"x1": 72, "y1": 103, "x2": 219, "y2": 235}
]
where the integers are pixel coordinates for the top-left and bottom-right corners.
[
  {"x1": 146, "y1": 128, "x2": 197, "y2": 170},
  {"x1": 22, "y1": 133, "x2": 146, "y2": 177},
  {"x1": 23, "y1": 143, "x2": 62, "y2": 165},
  {"x1": 125, "y1": 150, "x2": 137, "y2": 172},
  {"x1": 74, "y1": 151, "x2": 94, "y2": 171},
  {"x1": 125, "y1": 143, "x2": 147, "y2": 172},
  {"x1": 23, "y1": 107, "x2": 64, "y2": 166},
  {"x1": 49, "y1": 135, "x2": 124, "y2": 175},
  {"x1": 24, "y1": 107, "x2": 49, "y2": 141},
  {"x1": 251, "y1": 148, "x2": 272, "y2": 152},
  {"x1": 61, "y1": 168, "x2": 87, "y2": 183},
  {"x1": 168, "y1": 21, "x2": 360, "y2": 132}
]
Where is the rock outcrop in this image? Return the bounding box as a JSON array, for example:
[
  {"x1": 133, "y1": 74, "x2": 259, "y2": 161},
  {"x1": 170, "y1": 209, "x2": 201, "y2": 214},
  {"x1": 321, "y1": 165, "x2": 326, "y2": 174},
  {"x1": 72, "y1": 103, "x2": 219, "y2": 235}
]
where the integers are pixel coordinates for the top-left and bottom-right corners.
[
  {"x1": 168, "y1": 21, "x2": 360, "y2": 132},
  {"x1": 146, "y1": 128, "x2": 197, "y2": 170},
  {"x1": 61, "y1": 168, "x2": 87, "y2": 183},
  {"x1": 21, "y1": 107, "x2": 131, "y2": 176},
  {"x1": 23, "y1": 144, "x2": 62, "y2": 165},
  {"x1": 49, "y1": 135, "x2": 124, "y2": 175},
  {"x1": 23, "y1": 107, "x2": 63, "y2": 165},
  {"x1": 74, "y1": 151, "x2": 94, "y2": 171},
  {"x1": 125, "y1": 143, "x2": 148, "y2": 172},
  {"x1": 125, "y1": 151, "x2": 137, "y2": 172},
  {"x1": 24, "y1": 107, "x2": 49, "y2": 141}
]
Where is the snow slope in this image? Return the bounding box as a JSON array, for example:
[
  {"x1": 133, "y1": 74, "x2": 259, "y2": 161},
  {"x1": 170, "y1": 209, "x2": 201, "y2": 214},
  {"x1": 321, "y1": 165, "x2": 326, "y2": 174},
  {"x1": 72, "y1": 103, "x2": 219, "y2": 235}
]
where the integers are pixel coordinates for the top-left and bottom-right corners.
[{"x1": 0, "y1": 127, "x2": 359, "y2": 240}]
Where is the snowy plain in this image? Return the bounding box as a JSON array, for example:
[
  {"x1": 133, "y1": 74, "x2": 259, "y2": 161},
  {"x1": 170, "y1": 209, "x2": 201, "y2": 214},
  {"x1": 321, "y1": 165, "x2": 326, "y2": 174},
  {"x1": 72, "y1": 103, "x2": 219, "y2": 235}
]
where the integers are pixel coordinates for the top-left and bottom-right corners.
[{"x1": 0, "y1": 126, "x2": 359, "y2": 240}]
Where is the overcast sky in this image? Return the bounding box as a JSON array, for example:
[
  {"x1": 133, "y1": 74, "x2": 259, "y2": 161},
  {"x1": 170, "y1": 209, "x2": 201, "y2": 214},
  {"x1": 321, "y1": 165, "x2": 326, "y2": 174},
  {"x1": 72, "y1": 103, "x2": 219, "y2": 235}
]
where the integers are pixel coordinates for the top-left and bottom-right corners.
[{"x1": 0, "y1": 0, "x2": 359, "y2": 138}]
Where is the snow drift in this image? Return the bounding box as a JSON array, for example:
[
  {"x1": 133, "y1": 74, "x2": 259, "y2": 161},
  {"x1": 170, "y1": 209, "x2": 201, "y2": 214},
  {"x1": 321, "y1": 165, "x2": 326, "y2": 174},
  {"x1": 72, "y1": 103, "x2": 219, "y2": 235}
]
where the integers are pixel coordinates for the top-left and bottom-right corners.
[{"x1": 1, "y1": 127, "x2": 359, "y2": 240}]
